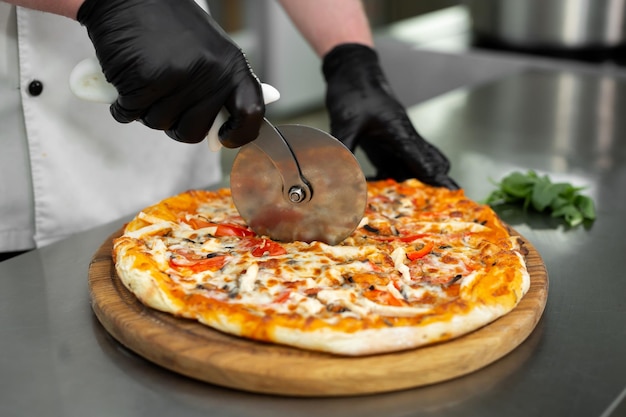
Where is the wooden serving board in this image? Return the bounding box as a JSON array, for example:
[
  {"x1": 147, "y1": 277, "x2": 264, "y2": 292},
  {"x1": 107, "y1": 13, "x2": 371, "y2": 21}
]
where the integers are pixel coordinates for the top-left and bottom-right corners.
[{"x1": 88, "y1": 228, "x2": 548, "y2": 397}]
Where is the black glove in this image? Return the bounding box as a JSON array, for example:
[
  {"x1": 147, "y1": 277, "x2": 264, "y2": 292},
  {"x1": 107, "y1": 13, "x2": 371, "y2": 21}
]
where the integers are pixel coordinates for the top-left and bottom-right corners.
[
  {"x1": 77, "y1": 0, "x2": 263, "y2": 147},
  {"x1": 322, "y1": 44, "x2": 459, "y2": 189}
]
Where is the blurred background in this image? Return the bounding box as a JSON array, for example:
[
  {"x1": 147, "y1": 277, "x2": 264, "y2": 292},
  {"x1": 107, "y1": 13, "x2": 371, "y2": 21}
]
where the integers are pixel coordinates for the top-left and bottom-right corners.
[
  {"x1": 205, "y1": 0, "x2": 626, "y2": 179},
  {"x1": 206, "y1": 0, "x2": 462, "y2": 119}
]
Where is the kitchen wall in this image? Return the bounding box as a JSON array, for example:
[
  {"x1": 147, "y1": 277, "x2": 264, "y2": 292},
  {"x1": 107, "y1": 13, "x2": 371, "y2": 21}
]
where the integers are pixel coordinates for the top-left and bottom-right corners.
[
  {"x1": 364, "y1": 0, "x2": 462, "y2": 26},
  {"x1": 208, "y1": 1, "x2": 462, "y2": 31}
]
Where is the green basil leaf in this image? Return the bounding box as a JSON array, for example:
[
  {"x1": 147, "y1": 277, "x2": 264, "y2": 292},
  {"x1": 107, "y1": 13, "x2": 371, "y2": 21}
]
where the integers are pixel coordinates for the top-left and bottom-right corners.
[
  {"x1": 551, "y1": 182, "x2": 574, "y2": 197},
  {"x1": 551, "y1": 204, "x2": 584, "y2": 226},
  {"x1": 574, "y1": 195, "x2": 596, "y2": 220},
  {"x1": 560, "y1": 184, "x2": 585, "y2": 200},
  {"x1": 531, "y1": 178, "x2": 558, "y2": 211},
  {"x1": 483, "y1": 170, "x2": 596, "y2": 227},
  {"x1": 500, "y1": 172, "x2": 536, "y2": 198},
  {"x1": 550, "y1": 196, "x2": 569, "y2": 211}
]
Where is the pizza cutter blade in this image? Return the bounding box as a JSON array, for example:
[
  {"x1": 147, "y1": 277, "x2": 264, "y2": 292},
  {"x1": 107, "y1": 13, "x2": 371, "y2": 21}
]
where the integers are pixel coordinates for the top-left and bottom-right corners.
[{"x1": 230, "y1": 120, "x2": 367, "y2": 245}]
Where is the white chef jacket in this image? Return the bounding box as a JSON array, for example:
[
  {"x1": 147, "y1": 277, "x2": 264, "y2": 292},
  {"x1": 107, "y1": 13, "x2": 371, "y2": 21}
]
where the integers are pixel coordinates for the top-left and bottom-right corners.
[{"x1": 0, "y1": 2, "x2": 221, "y2": 251}]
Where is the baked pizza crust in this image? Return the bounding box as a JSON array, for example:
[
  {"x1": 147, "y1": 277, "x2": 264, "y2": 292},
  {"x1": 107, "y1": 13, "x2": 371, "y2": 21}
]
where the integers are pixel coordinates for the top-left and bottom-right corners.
[{"x1": 114, "y1": 238, "x2": 182, "y2": 316}]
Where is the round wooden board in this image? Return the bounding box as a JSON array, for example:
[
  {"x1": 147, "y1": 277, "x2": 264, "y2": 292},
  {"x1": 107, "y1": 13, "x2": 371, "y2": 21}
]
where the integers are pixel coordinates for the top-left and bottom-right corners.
[{"x1": 88, "y1": 228, "x2": 548, "y2": 397}]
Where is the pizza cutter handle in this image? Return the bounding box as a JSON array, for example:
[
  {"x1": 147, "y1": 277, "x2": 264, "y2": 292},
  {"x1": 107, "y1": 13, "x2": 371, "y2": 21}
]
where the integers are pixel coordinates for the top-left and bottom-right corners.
[
  {"x1": 68, "y1": 57, "x2": 280, "y2": 150},
  {"x1": 206, "y1": 86, "x2": 280, "y2": 152}
]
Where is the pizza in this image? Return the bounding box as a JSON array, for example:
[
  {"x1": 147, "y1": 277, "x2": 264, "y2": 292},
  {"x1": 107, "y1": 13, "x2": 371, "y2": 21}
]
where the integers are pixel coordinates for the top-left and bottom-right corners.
[{"x1": 112, "y1": 179, "x2": 530, "y2": 356}]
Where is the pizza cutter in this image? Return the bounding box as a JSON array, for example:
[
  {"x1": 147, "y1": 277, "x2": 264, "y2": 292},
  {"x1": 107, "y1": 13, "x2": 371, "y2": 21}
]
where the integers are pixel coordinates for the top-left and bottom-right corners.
[
  {"x1": 69, "y1": 58, "x2": 367, "y2": 244},
  {"x1": 229, "y1": 121, "x2": 366, "y2": 245}
]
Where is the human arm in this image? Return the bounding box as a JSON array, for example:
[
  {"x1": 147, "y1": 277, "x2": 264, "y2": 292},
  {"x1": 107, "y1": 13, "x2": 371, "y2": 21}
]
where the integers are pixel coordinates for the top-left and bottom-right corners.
[
  {"x1": 276, "y1": 0, "x2": 374, "y2": 56},
  {"x1": 1, "y1": 0, "x2": 84, "y2": 19},
  {"x1": 278, "y1": 0, "x2": 458, "y2": 188},
  {"x1": 7, "y1": 0, "x2": 264, "y2": 146}
]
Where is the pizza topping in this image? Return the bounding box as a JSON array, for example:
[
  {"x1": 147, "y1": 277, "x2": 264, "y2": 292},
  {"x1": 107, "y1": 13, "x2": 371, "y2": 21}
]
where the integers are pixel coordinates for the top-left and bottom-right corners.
[
  {"x1": 317, "y1": 289, "x2": 369, "y2": 317},
  {"x1": 168, "y1": 249, "x2": 229, "y2": 272},
  {"x1": 391, "y1": 247, "x2": 411, "y2": 282},
  {"x1": 113, "y1": 179, "x2": 530, "y2": 355},
  {"x1": 362, "y1": 224, "x2": 380, "y2": 234},
  {"x1": 406, "y1": 241, "x2": 434, "y2": 261},
  {"x1": 371, "y1": 233, "x2": 428, "y2": 243},
  {"x1": 244, "y1": 238, "x2": 287, "y2": 257},
  {"x1": 238, "y1": 263, "x2": 259, "y2": 294},
  {"x1": 386, "y1": 281, "x2": 406, "y2": 301},
  {"x1": 126, "y1": 221, "x2": 173, "y2": 239},
  {"x1": 292, "y1": 295, "x2": 325, "y2": 316},
  {"x1": 449, "y1": 274, "x2": 463, "y2": 286}
]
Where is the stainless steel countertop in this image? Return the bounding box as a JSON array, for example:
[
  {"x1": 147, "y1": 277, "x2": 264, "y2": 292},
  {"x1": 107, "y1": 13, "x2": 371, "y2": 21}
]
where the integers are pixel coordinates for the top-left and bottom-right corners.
[{"x1": 2, "y1": 67, "x2": 626, "y2": 417}]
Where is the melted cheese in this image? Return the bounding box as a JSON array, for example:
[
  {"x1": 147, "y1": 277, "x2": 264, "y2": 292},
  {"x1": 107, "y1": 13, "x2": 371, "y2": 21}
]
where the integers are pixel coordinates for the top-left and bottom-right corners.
[
  {"x1": 239, "y1": 263, "x2": 259, "y2": 294},
  {"x1": 391, "y1": 247, "x2": 411, "y2": 282},
  {"x1": 116, "y1": 179, "x2": 529, "y2": 335}
]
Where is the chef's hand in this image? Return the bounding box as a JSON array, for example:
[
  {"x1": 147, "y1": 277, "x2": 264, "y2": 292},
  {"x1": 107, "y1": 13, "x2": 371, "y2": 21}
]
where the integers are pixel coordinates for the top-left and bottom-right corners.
[
  {"x1": 322, "y1": 44, "x2": 459, "y2": 189},
  {"x1": 77, "y1": 0, "x2": 262, "y2": 147}
]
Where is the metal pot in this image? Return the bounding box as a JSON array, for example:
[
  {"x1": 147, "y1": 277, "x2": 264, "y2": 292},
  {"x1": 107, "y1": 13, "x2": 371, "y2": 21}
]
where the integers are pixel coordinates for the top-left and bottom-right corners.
[{"x1": 465, "y1": 0, "x2": 626, "y2": 51}]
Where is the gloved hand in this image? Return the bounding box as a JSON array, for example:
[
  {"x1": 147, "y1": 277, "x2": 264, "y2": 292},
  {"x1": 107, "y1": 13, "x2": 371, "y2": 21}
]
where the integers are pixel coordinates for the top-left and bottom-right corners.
[
  {"x1": 322, "y1": 44, "x2": 459, "y2": 189},
  {"x1": 77, "y1": 0, "x2": 263, "y2": 147}
]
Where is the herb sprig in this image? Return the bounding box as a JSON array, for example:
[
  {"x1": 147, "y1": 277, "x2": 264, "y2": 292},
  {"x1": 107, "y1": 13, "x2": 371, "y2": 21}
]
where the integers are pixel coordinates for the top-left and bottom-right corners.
[{"x1": 483, "y1": 170, "x2": 596, "y2": 227}]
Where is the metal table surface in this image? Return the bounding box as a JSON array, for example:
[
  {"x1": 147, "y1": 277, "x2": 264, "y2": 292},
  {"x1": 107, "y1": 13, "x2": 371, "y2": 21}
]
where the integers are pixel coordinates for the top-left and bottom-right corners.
[{"x1": 2, "y1": 67, "x2": 626, "y2": 417}]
